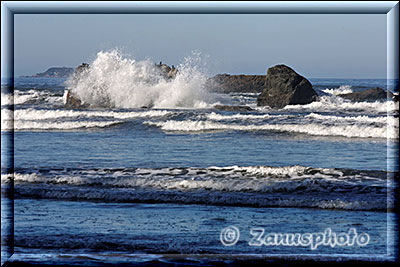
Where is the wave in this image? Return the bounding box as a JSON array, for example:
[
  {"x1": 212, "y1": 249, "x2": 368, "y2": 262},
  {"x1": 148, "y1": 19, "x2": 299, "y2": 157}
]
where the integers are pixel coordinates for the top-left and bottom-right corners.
[
  {"x1": 321, "y1": 85, "x2": 353, "y2": 95},
  {"x1": 277, "y1": 95, "x2": 398, "y2": 114},
  {"x1": 10, "y1": 165, "x2": 389, "y2": 192},
  {"x1": 206, "y1": 112, "x2": 288, "y2": 121},
  {"x1": 1, "y1": 89, "x2": 63, "y2": 106},
  {"x1": 206, "y1": 112, "x2": 396, "y2": 127},
  {"x1": 1, "y1": 108, "x2": 172, "y2": 131},
  {"x1": 13, "y1": 108, "x2": 172, "y2": 121},
  {"x1": 66, "y1": 49, "x2": 219, "y2": 109},
  {"x1": 144, "y1": 119, "x2": 393, "y2": 139},
  {"x1": 11, "y1": 120, "x2": 123, "y2": 130},
  {"x1": 304, "y1": 113, "x2": 392, "y2": 125},
  {"x1": 7, "y1": 165, "x2": 391, "y2": 211}
]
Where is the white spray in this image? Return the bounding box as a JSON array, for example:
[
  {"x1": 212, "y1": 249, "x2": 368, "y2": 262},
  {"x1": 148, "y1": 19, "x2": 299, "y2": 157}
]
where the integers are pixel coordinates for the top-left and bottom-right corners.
[{"x1": 66, "y1": 49, "x2": 218, "y2": 109}]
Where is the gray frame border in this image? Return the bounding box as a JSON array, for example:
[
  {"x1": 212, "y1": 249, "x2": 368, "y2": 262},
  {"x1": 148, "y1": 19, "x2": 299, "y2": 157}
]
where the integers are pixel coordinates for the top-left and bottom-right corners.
[{"x1": 1, "y1": 1, "x2": 399, "y2": 265}]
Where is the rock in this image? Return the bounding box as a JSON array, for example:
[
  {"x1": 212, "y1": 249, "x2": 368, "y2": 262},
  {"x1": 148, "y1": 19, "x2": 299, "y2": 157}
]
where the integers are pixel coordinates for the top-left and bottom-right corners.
[
  {"x1": 75, "y1": 63, "x2": 89, "y2": 74},
  {"x1": 64, "y1": 63, "x2": 91, "y2": 109},
  {"x1": 214, "y1": 105, "x2": 253, "y2": 112},
  {"x1": 64, "y1": 89, "x2": 89, "y2": 109},
  {"x1": 205, "y1": 74, "x2": 266, "y2": 93},
  {"x1": 257, "y1": 65, "x2": 318, "y2": 108},
  {"x1": 338, "y1": 87, "x2": 393, "y2": 101},
  {"x1": 155, "y1": 63, "x2": 178, "y2": 80}
]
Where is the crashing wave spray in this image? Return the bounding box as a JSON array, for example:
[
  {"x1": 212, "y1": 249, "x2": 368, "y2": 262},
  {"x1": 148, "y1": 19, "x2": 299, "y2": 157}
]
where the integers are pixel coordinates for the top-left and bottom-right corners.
[{"x1": 66, "y1": 49, "x2": 218, "y2": 109}]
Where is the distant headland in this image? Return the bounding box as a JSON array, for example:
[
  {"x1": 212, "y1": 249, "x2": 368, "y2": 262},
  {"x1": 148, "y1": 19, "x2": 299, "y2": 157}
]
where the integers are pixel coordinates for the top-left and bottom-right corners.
[{"x1": 21, "y1": 67, "x2": 74, "y2": 78}]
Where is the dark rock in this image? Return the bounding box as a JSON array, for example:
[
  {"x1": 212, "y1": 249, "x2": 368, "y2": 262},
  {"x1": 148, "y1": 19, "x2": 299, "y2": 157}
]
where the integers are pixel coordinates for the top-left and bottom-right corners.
[
  {"x1": 205, "y1": 74, "x2": 266, "y2": 93},
  {"x1": 155, "y1": 63, "x2": 178, "y2": 80},
  {"x1": 64, "y1": 90, "x2": 89, "y2": 109},
  {"x1": 338, "y1": 87, "x2": 393, "y2": 101},
  {"x1": 29, "y1": 67, "x2": 74, "y2": 78},
  {"x1": 75, "y1": 63, "x2": 89, "y2": 74},
  {"x1": 257, "y1": 65, "x2": 318, "y2": 109},
  {"x1": 64, "y1": 63, "x2": 91, "y2": 109},
  {"x1": 214, "y1": 105, "x2": 253, "y2": 112}
]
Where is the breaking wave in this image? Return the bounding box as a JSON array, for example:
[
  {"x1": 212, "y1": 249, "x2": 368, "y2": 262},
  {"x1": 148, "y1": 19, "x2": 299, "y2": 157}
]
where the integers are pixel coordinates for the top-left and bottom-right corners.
[
  {"x1": 279, "y1": 95, "x2": 398, "y2": 114},
  {"x1": 144, "y1": 119, "x2": 394, "y2": 139},
  {"x1": 206, "y1": 112, "x2": 394, "y2": 126},
  {"x1": 66, "y1": 49, "x2": 218, "y2": 109},
  {"x1": 205, "y1": 112, "x2": 288, "y2": 121},
  {"x1": 304, "y1": 113, "x2": 394, "y2": 125},
  {"x1": 322, "y1": 85, "x2": 353, "y2": 95},
  {"x1": 1, "y1": 108, "x2": 172, "y2": 131},
  {"x1": 13, "y1": 108, "x2": 171, "y2": 121},
  {"x1": 7, "y1": 165, "x2": 392, "y2": 211},
  {"x1": 11, "y1": 120, "x2": 123, "y2": 130},
  {"x1": 1, "y1": 89, "x2": 63, "y2": 106}
]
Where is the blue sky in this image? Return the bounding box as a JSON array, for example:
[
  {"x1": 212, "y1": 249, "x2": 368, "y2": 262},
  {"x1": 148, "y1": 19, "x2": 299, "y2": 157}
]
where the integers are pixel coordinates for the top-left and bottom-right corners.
[{"x1": 14, "y1": 14, "x2": 386, "y2": 78}]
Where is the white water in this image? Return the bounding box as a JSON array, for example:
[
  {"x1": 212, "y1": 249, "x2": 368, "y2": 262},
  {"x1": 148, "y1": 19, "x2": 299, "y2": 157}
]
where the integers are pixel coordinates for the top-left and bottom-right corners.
[
  {"x1": 145, "y1": 119, "x2": 395, "y2": 139},
  {"x1": 279, "y1": 95, "x2": 398, "y2": 114},
  {"x1": 205, "y1": 112, "x2": 288, "y2": 121},
  {"x1": 66, "y1": 49, "x2": 218, "y2": 109},
  {"x1": 304, "y1": 113, "x2": 390, "y2": 124},
  {"x1": 12, "y1": 120, "x2": 122, "y2": 130},
  {"x1": 1, "y1": 90, "x2": 63, "y2": 106},
  {"x1": 9, "y1": 165, "x2": 386, "y2": 193},
  {"x1": 13, "y1": 108, "x2": 172, "y2": 121},
  {"x1": 1, "y1": 108, "x2": 172, "y2": 131},
  {"x1": 322, "y1": 85, "x2": 353, "y2": 95},
  {"x1": 8, "y1": 165, "x2": 388, "y2": 210}
]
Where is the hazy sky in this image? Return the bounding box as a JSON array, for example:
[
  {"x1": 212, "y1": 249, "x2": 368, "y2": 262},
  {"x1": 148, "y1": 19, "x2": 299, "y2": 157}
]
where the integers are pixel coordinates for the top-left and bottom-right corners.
[{"x1": 14, "y1": 14, "x2": 387, "y2": 78}]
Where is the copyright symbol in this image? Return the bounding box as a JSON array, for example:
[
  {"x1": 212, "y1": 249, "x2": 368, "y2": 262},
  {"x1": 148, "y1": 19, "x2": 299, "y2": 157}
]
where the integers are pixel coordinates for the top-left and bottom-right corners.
[{"x1": 220, "y1": 226, "x2": 240, "y2": 246}]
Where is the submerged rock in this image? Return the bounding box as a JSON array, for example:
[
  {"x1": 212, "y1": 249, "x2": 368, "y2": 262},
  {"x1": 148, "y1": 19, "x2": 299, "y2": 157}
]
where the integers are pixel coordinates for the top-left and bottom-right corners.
[
  {"x1": 214, "y1": 105, "x2": 253, "y2": 112},
  {"x1": 257, "y1": 65, "x2": 318, "y2": 109},
  {"x1": 338, "y1": 87, "x2": 394, "y2": 101}
]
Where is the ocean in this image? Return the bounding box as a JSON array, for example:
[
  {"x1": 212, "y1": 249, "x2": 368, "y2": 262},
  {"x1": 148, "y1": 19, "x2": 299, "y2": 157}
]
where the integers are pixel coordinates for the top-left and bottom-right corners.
[{"x1": 1, "y1": 52, "x2": 399, "y2": 265}]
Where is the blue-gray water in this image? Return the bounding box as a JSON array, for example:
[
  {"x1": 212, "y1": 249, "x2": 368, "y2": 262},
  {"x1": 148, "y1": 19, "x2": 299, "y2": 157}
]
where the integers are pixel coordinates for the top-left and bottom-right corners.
[{"x1": 1, "y1": 77, "x2": 399, "y2": 265}]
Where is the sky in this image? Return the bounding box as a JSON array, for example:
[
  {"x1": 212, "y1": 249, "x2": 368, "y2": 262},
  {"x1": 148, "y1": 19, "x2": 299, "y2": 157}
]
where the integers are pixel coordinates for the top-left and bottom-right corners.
[{"x1": 14, "y1": 14, "x2": 387, "y2": 78}]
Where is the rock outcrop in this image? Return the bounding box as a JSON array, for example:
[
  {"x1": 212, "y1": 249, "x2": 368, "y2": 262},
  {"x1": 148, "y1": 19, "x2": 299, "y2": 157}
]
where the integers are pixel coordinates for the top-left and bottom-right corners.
[
  {"x1": 214, "y1": 105, "x2": 253, "y2": 112},
  {"x1": 155, "y1": 62, "x2": 178, "y2": 80},
  {"x1": 338, "y1": 87, "x2": 394, "y2": 101},
  {"x1": 64, "y1": 63, "x2": 90, "y2": 109},
  {"x1": 75, "y1": 63, "x2": 90, "y2": 74},
  {"x1": 205, "y1": 74, "x2": 266, "y2": 93},
  {"x1": 64, "y1": 90, "x2": 89, "y2": 109},
  {"x1": 257, "y1": 65, "x2": 318, "y2": 109}
]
